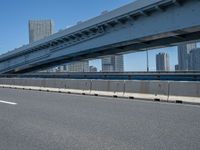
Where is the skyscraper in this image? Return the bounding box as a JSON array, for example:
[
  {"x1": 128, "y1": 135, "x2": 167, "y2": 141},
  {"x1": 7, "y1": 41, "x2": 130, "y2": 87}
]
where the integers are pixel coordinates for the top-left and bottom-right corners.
[
  {"x1": 188, "y1": 48, "x2": 200, "y2": 71},
  {"x1": 177, "y1": 43, "x2": 197, "y2": 70},
  {"x1": 156, "y1": 53, "x2": 170, "y2": 71},
  {"x1": 102, "y1": 55, "x2": 124, "y2": 72},
  {"x1": 29, "y1": 20, "x2": 54, "y2": 43}
]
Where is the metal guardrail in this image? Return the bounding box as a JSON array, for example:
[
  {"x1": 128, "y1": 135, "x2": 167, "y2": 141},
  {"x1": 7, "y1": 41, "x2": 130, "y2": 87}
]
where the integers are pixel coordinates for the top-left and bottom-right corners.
[{"x1": 0, "y1": 72, "x2": 200, "y2": 81}]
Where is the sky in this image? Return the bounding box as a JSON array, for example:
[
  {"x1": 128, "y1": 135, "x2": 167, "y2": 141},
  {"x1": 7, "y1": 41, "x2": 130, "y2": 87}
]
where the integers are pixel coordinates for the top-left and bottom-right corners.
[{"x1": 0, "y1": 0, "x2": 199, "y2": 71}]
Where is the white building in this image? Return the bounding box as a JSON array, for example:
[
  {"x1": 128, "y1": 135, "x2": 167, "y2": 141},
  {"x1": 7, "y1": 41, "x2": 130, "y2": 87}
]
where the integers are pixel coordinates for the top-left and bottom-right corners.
[
  {"x1": 102, "y1": 55, "x2": 124, "y2": 72},
  {"x1": 64, "y1": 61, "x2": 89, "y2": 72},
  {"x1": 44, "y1": 61, "x2": 89, "y2": 72}
]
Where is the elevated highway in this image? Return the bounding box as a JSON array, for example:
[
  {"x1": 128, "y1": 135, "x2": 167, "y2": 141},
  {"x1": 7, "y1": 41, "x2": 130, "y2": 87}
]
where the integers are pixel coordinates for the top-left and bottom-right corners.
[{"x1": 0, "y1": 0, "x2": 200, "y2": 73}]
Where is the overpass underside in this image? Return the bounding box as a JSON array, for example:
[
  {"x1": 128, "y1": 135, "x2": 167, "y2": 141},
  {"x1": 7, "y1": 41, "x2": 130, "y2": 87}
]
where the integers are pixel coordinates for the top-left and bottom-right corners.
[{"x1": 0, "y1": 0, "x2": 200, "y2": 74}]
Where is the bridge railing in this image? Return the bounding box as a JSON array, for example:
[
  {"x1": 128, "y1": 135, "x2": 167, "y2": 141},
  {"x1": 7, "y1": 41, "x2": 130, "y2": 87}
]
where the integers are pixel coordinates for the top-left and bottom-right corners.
[{"x1": 0, "y1": 71, "x2": 200, "y2": 81}]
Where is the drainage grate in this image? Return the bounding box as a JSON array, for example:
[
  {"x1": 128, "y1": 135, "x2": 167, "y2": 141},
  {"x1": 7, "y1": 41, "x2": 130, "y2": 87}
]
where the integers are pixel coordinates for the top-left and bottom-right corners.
[
  {"x1": 176, "y1": 100, "x2": 183, "y2": 104},
  {"x1": 129, "y1": 97, "x2": 134, "y2": 99},
  {"x1": 154, "y1": 98, "x2": 160, "y2": 102}
]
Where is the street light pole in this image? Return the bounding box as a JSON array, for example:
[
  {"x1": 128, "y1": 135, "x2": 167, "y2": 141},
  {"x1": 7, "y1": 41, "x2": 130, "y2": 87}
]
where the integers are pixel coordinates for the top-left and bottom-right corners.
[{"x1": 146, "y1": 49, "x2": 149, "y2": 72}]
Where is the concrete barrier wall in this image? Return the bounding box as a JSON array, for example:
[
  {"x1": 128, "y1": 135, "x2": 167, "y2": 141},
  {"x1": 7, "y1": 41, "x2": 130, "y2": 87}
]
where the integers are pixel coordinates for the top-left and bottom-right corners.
[
  {"x1": 66, "y1": 79, "x2": 91, "y2": 91},
  {"x1": 168, "y1": 81, "x2": 200, "y2": 103},
  {"x1": 44, "y1": 79, "x2": 66, "y2": 89},
  {"x1": 169, "y1": 81, "x2": 200, "y2": 97},
  {"x1": 8, "y1": 78, "x2": 43, "y2": 87},
  {"x1": 0, "y1": 78, "x2": 15, "y2": 85},
  {"x1": 62, "y1": 79, "x2": 91, "y2": 94},
  {"x1": 0, "y1": 78, "x2": 199, "y2": 103},
  {"x1": 22, "y1": 78, "x2": 43, "y2": 87},
  {"x1": 124, "y1": 80, "x2": 169, "y2": 101},
  {"x1": 90, "y1": 80, "x2": 125, "y2": 97}
]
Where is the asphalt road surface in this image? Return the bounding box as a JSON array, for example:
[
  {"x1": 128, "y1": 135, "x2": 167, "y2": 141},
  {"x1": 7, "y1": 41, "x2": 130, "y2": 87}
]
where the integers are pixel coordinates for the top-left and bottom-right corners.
[{"x1": 0, "y1": 88, "x2": 200, "y2": 150}]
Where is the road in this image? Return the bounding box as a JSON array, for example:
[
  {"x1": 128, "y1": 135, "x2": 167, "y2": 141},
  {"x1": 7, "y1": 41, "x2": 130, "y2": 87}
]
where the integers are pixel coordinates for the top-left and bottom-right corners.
[{"x1": 0, "y1": 88, "x2": 200, "y2": 150}]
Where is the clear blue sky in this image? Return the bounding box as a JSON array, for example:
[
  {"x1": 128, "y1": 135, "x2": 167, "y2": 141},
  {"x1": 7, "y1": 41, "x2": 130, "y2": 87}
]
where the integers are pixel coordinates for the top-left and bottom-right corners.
[
  {"x1": 0, "y1": 0, "x2": 198, "y2": 71},
  {"x1": 0, "y1": 0, "x2": 134, "y2": 52}
]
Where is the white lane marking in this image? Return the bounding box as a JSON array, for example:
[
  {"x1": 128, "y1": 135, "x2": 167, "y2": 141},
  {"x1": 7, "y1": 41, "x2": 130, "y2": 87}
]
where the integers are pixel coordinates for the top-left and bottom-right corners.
[{"x1": 0, "y1": 100, "x2": 17, "y2": 105}]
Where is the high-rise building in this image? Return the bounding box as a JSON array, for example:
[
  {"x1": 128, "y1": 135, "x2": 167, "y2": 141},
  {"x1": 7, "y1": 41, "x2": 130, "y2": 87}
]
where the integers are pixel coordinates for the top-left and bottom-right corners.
[
  {"x1": 102, "y1": 55, "x2": 124, "y2": 72},
  {"x1": 188, "y1": 48, "x2": 200, "y2": 71},
  {"x1": 29, "y1": 20, "x2": 54, "y2": 43},
  {"x1": 177, "y1": 43, "x2": 197, "y2": 70},
  {"x1": 175, "y1": 64, "x2": 179, "y2": 71},
  {"x1": 156, "y1": 53, "x2": 170, "y2": 71},
  {"x1": 43, "y1": 61, "x2": 89, "y2": 72},
  {"x1": 65, "y1": 61, "x2": 89, "y2": 72}
]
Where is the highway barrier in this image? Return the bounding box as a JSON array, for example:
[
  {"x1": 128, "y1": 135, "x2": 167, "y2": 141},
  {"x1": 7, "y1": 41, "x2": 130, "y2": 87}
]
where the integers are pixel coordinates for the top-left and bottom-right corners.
[
  {"x1": 44, "y1": 79, "x2": 65, "y2": 88},
  {"x1": 124, "y1": 80, "x2": 169, "y2": 101},
  {"x1": 90, "y1": 80, "x2": 125, "y2": 97},
  {"x1": 168, "y1": 81, "x2": 200, "y2": 104},
  {"x1": 63, "y1": 79, "x2": 91, "y2": 94},
  {"x1": 0, "y1": 78, "x2": 199, "y2": 104}
]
